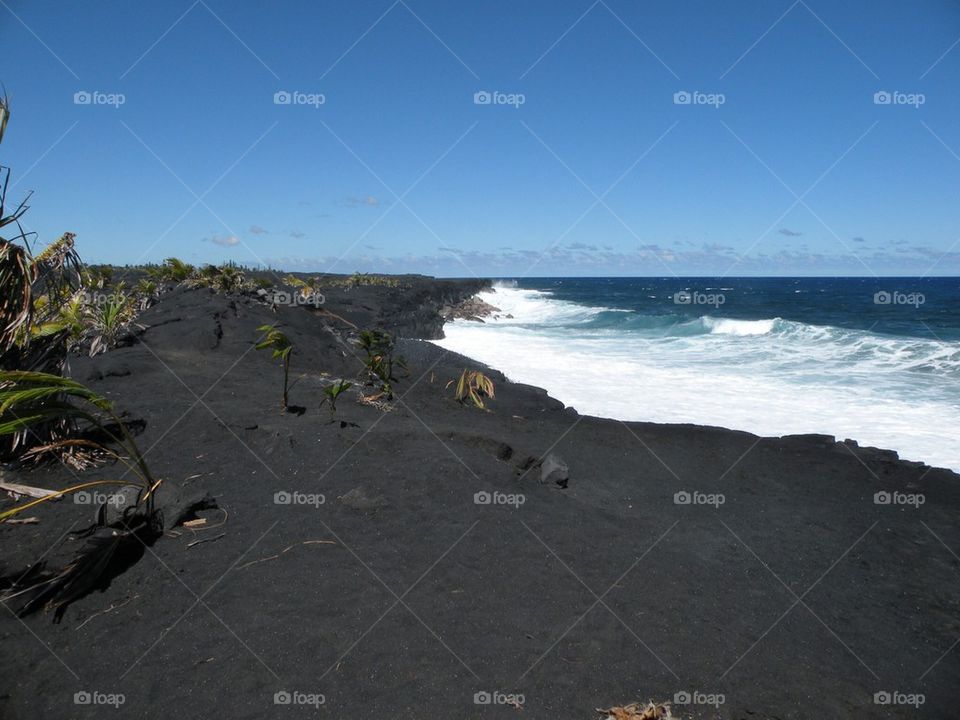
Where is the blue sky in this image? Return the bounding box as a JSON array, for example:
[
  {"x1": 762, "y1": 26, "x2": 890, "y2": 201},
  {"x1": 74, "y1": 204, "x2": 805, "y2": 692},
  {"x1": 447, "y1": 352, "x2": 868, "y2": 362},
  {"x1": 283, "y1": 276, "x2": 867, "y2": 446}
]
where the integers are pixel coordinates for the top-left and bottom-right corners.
[{"x1": 1, "y1": 0, "x2": 958, "y2": 277}]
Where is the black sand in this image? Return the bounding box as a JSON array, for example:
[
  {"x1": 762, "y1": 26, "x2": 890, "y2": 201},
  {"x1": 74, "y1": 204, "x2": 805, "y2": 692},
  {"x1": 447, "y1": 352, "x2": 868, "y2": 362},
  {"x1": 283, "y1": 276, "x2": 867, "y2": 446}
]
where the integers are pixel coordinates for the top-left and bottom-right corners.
[{"x1": 1, "y1": 279, "x2": 958, "y2": 719}]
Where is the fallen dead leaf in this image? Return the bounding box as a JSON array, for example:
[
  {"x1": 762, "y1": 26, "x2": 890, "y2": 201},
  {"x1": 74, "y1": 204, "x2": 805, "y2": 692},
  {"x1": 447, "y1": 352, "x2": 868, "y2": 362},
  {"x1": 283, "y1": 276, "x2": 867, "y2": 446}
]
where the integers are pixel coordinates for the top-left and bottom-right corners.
[
  {"x1": 0, "y1": 481, "x2": 60, "y2": 500},
  {"x1": 596, "y1": 702, "x2": 673, "y2": 720}
]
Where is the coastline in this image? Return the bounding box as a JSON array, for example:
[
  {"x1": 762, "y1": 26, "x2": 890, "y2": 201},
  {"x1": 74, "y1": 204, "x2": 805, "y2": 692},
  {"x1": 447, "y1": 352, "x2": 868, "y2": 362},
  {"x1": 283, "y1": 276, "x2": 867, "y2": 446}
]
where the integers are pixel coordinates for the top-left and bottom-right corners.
[
  {"x1": 2, "y1": 276, "x2": 958, "y2": 719},
  {"x1": 437, "y1": 283, "x2": 960, "y2": 475}
]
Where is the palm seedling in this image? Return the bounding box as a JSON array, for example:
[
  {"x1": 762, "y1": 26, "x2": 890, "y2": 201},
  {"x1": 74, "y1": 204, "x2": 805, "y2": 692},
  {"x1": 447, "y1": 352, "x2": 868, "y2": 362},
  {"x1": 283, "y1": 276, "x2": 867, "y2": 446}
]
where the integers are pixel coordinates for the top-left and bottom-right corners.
[
  {"x1": 355, "y1": 329, "x2": 406, "y2": 400},
  {"x1": 320, "y1": 379, "x2": 352, "y2": 418},
  {"x1": 448, "y1": 369, "x2": 496, "y2": 409},
  {"x1": 255, "y1": 325, "x2": 293, "y2": 410}
]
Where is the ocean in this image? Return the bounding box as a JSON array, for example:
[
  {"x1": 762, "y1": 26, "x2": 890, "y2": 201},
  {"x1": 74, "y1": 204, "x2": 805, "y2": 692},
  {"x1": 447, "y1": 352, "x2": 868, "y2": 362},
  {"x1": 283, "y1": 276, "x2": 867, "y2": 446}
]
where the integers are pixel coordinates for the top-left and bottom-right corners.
[{"x1": 433, "y1": 277, "x2": 960, "y2": 472}]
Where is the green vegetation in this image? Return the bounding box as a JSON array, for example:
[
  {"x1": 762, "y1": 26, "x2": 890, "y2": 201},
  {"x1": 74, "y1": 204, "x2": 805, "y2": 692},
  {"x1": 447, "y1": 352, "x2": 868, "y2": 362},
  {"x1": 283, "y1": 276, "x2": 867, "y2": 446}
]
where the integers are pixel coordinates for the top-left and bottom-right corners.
[
  {"x1": 320, "y1": 379, "x2": 353, "y2": 417},
  {"x1": 0, "y1": 371, "x2": 158, "y2": 518},
  {"x1": 255, "y1": 325, "x2": 293, "y2": 410},
  {"x1": 448, "y1": 369, "x2": 496, "y2": 409},
  {"x1": 356, "y1": 329, "x2": 406, "y2": 400},
  {"x1": 187, "y1": 263, "x2": 251, "y2": 292},
  {"x1": 147, "y1": 257, "x2": 195, "y2": 283},
  {"x1": 282, "y1": 272, "x2": 402, "y2": 291}
]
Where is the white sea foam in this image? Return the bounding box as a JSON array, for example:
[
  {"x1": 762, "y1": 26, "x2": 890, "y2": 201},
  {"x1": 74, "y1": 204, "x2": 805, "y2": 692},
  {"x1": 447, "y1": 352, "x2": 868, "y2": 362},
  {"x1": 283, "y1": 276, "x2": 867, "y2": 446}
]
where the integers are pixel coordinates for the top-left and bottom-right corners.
[{"x1": 434, "y1": 287, "x2": 960, "y2": 472}]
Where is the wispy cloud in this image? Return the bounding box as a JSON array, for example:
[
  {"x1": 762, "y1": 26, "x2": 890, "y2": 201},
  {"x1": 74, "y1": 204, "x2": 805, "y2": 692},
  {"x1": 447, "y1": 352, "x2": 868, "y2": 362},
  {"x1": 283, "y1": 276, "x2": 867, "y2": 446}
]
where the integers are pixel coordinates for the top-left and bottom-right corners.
[
  {"x1": 207, "y1": 234, "x2": 240, "y2": 247},
  {"x1": 250, "y1": 224, "x2": 269, "y2": 235},
  {"x1": 340, "y1": 195, "x2": 380, "y2": 208},
  {"x1": 289, "y1": 230, "x2": 306, "y2": 239},
  {"x1": 778, "y1": 228, "x2": 802, "y2": 237}
]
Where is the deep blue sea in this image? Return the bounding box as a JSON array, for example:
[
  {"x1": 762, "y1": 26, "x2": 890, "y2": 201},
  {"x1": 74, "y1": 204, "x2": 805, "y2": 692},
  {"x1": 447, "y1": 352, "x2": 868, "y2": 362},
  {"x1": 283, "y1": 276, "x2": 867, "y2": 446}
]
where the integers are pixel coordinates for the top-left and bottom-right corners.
[{"x1": 434, "y1": 277, "x2": 960, "y2": 472}]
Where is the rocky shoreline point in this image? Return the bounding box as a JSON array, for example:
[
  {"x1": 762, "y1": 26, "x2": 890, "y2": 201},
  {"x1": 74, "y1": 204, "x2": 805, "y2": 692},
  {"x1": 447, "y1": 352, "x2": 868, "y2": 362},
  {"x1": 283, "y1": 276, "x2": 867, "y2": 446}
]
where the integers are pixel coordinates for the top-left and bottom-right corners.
[{"x1": 442, "y1": 292, "x2": 510, "y2": 323}]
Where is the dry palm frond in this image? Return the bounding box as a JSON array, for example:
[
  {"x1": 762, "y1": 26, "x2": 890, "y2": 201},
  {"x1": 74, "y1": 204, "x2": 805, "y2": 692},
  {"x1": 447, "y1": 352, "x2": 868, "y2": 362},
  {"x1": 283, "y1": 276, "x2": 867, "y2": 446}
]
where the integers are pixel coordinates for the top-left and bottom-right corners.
[
  {"x1": 0, "y1": 87, "x2": 9, "y2": 145},
  {"x1": 0, "y1": 238, "x2": 32, "y2": 350}
]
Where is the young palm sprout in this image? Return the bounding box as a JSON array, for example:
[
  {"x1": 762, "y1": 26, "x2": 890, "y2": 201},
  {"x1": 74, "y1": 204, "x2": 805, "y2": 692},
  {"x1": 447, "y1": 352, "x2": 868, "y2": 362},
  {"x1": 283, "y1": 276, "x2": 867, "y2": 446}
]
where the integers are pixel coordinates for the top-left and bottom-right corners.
[
  {"x1": 448, "y1": 369, "x2": 496, "y2": 409},
  {"x1": 320, "y1": 379, "x2": 352, "y2": 418},
  {"x1": 255, "y1": 325, "x2": 293, "y2": 410}
]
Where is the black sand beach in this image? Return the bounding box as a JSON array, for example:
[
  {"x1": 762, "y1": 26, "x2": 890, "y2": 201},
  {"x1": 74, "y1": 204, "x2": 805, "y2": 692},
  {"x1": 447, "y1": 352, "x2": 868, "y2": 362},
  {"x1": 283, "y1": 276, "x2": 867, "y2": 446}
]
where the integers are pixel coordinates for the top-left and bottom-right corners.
[{"x1": 2, "y1": 277, "x2": 959, "y2": 719}]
